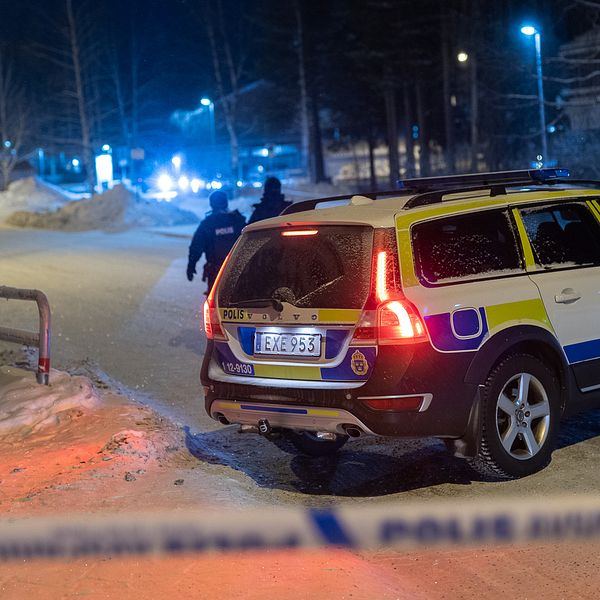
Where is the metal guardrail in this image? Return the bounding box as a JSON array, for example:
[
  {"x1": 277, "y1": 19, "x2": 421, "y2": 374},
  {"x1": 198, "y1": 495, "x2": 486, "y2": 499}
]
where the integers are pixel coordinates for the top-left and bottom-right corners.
[{"x1": 0, "y1": 286, "x2": 51, "y2": 385}]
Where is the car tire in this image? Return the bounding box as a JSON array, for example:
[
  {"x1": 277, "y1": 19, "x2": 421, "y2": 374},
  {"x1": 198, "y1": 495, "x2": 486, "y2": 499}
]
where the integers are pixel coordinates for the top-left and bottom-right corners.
[
  {"x1": 285, "y1": 430, "x2": 348, "y2": 457},
  {"x1": 469, "y1": 353, "x2": 560, "y2": 480}
]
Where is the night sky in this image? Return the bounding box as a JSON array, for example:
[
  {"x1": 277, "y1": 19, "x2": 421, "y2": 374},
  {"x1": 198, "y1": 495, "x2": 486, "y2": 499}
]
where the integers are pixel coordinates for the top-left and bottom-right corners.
[
  {"x1": 1, "y1": 0, "x2": 588, "y2": 117},
  {"x1": 1, "y1": 0, "x2": 598, "y2": 178}
]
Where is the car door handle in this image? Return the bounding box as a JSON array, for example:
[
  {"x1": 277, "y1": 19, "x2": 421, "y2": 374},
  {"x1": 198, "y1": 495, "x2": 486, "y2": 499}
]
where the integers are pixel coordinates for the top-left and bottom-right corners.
[{"x1": 554, "y1": 289, "x2": 581, "y2": 304}]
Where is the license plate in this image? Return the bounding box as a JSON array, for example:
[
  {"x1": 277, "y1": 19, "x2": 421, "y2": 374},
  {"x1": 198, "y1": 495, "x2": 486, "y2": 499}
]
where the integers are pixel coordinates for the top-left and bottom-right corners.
[{"x1": 254, "y1": 331, "x2": 321, "y2": 357}]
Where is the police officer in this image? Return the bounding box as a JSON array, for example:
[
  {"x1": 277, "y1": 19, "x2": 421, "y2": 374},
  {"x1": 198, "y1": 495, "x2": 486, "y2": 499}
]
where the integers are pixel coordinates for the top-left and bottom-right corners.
[
  {"x1": 248, "y1": 176, "x2": 292, "y2": 224},
  {"x1": 187, "y1": 190, "x2": 245, "y2": 292}
]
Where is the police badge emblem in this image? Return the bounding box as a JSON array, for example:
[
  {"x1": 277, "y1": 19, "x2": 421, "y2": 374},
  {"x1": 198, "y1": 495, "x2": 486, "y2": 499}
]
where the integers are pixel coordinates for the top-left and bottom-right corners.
[{"x1": 350, "y1": 349, "x2": 369, "y2": 375}]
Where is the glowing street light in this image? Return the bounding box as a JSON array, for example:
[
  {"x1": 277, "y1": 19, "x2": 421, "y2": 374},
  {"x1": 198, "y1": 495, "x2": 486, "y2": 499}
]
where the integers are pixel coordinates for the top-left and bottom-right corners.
[
  {"x1": 200, "y1": 97, "x2": 216, "y2": 145},
  {"x1": 520, "y1": 25, "x2": 536, "y2": 36},
  {"x1": 520, "y1": 24, "x2": 548, "y2": 165},
  {"x1": 171, "y1": 154, "x2": 182, "y2": 173},
  {"x1": 456, "y1": 48, "x2": 478, "y2": 171}
]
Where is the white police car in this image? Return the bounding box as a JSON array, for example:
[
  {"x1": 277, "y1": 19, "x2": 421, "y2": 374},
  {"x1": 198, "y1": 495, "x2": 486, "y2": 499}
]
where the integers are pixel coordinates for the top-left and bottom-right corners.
[{"x1": 201, "y1": 168, "x2": 600, "y2": 479}]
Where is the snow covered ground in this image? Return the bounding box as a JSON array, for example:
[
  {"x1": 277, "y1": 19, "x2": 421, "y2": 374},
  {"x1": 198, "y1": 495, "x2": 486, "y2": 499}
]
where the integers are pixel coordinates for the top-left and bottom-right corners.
[
  {"x1": 0, "y1": 177, "x2": 73, "y2": 222},
  {"x1": 0, "y1": 366, "x2": 99, "y2": 436},
  {"x1": 4, "y1": 182, "x2": 197, "y2": 231}
]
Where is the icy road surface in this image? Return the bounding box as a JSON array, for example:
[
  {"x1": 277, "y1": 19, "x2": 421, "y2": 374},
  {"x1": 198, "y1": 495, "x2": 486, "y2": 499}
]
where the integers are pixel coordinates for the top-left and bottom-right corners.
[
  {"x1": 3, "y1": 226, "x2": 600, "y2": 507},
  {"x1": 0, "y1": 227, "x2": 208, "y2": 425}
]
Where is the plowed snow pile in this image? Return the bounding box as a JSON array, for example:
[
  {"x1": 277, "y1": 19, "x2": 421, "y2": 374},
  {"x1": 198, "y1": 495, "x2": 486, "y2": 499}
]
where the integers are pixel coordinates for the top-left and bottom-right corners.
[
  {"x1": 6, "y1": 184, "x2": 196, "y2": 231},
  {"x1": 0, "y1": 177, "x2": 71, "y2": 222},
  {"x1": 0, "y1": 362, "x2": 193, "y2": 522},
  {"x1": 0, "y1": 366, "x2": 100, "y2": 437}
]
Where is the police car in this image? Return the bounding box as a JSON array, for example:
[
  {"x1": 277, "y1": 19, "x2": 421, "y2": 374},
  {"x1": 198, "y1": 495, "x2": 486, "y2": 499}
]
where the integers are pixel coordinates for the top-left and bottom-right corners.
[{"x1": 201, "y1": 169, "x2": 600, "y2": 479}]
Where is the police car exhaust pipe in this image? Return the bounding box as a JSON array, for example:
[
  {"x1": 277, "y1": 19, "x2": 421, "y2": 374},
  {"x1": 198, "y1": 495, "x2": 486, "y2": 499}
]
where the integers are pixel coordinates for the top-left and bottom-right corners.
[
  {"x1": 239, "y1": 424, "x2": 259, "y2": 434},
  {"x1": 216, "y1": 414, "x2": 230, "y2": 425},
  {"x1": 344, "y1": 426, "x2": 363, "y2": 438},
  {"x1": 258, "y1": 419, "x2": 272, "y2": 436}
]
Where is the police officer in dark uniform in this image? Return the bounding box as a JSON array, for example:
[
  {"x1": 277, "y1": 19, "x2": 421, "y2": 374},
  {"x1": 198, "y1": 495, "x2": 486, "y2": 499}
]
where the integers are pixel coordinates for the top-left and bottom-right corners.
[
  {"x1": 187, "y1": 190, "x2": 245, "y2": 292},
  {"x1": 248, "y1": 176, "x2": 292, "y2": 224}
]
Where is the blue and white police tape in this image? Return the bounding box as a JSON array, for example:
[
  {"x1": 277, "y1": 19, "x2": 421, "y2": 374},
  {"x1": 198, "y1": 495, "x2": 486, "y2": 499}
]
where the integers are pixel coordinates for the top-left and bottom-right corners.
[{"x1": 2, "y1": 496, "x2": 600, "y2": 561}]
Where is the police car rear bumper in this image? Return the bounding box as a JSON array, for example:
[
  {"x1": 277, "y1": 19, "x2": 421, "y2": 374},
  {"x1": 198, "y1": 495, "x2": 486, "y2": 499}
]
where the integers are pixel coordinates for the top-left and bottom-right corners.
[
  {"x1": 209, "y1": 400, "x2": 378, "y2": 436},
  {"x1": 201, "y1": 342, "x2": 477, "y2": 438}
]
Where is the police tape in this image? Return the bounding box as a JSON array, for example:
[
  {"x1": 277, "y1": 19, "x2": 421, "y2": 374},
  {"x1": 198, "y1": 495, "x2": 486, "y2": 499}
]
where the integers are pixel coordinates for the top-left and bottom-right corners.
[{"x1": 2, "y1": 496, "x2": 600, "y2": 561}]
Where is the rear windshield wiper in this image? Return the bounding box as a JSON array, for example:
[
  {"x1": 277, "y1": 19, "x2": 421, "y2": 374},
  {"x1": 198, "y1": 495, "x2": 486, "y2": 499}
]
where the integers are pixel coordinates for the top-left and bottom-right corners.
[{"x1": 228, "y1": 298, "x2": 285, "y2": 311}]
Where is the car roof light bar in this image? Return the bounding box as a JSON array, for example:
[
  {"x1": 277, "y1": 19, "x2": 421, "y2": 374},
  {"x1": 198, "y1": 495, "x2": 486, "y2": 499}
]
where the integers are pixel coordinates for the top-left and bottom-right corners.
[
  {"x1": 398, "y1": 168, "x2": 571, "y2": 194},
  {"x1": 280, "y1": 169, "x2": 575, "y2": 216},
  {"x1": 403, "y1": 168, "x2": 575, "y2": 210}
]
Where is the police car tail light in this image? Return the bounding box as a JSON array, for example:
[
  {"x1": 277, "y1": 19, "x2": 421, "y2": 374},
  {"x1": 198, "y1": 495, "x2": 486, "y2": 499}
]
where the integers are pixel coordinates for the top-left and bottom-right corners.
[
  {"x1": 352, "y1": 228, "x2": 426, "y2": 345},
  {"x1": 203, "y1": 299, "x2": 226, "y2": 340},
  {"x1": 377, "y1": 299, "x2": 426, "y2": 344},
  {"x1": 203, "y1": 255, "x2": 229, "y2": 341}
]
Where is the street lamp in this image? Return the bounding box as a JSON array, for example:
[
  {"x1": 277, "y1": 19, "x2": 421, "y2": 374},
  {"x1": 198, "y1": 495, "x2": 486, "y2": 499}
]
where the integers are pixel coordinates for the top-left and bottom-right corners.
[
  {"x1": 171, "y1": 154, "x2": 182, "y2": 174},
  {"x1": 200, "y1": 97, "x2": 216, "y2": 146},
  {"x1": 520, "y1": 24, "x2": 548, "y2": 165},
  {"x1": 456, "y1": 49, "x2": 479, "y2": 171}
]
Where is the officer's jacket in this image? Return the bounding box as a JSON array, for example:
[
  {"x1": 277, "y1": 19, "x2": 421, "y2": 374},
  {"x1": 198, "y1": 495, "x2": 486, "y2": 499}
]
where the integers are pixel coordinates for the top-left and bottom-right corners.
[{"x1": 188, "y1": 210, "x2": 246, "y2": 272}]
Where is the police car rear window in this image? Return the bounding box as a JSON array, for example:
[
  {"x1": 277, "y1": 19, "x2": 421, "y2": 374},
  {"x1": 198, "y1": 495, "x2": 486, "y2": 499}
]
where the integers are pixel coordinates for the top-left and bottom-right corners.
[
  {"x1": 218, "y1": 226, "x2": 373, "y2": 309},
  {"x1": 412, "y1": 209, "x2": 524, "y2": 285}
]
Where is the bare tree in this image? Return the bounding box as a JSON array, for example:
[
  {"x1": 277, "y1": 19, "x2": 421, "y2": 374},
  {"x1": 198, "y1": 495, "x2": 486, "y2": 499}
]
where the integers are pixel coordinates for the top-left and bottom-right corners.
[
  {"x1": 104, "y1": 9, "x2": 158, "y2": 152},
  {"x1": 0, "y1": 50, "x2": 30, "y2": 191},
  {"x1": 202, "y1": 0, "x2": 248, "y2": 179},
  {"x1": 293, "y1": 0, "x2": 310, "y2": 179},
  {"x1": 31, "y1": 0, "x2": 100, "y2": 192},
  {"x1": 441, "y1": 17, "x2": 456, "y2": 174},
  {"x1": 65, "y1": 0, "x2": 94, "y2": 191}
]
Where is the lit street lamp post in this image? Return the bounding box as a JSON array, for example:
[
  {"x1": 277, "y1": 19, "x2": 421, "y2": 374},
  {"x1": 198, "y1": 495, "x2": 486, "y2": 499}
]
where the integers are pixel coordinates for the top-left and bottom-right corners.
[
  {"x1": 200, "y1": 97, "x2": 215, "y2": 146},
  {"x1": 520, "y1": 25, "x2": 548, "y2": 165},
  {"x1": 457, "y1": 50, "x2": 479, "y2": 172}
]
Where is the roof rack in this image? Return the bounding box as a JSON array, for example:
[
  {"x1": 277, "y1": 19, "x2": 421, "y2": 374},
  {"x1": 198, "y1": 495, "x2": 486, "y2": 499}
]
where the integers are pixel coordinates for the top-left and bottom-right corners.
[
  {"x1": 281, "y1": 169, "x2": 575, "y2": 216},
  {"x1": 398, "y1": 168, "x2": 571, "y2": 193},
  {"x1": 402, "y1": 168, "x2": 573, "y2": 209}
]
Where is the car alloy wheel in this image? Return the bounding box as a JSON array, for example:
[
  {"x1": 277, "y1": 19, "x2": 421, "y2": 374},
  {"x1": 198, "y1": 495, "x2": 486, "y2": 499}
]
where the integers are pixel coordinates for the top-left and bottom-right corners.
[
  {"x1": 496, "y1": 372, "x2": 551, "y2": 460},
  {"x1": 470, "y1": 353, "x2": 560, "y2": 479}
]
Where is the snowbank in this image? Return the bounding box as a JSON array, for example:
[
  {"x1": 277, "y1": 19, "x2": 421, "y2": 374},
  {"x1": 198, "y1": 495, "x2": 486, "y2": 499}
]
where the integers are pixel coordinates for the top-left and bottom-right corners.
[
  {"x1": 0, "y1": 366, "x2": 100, "y2": 437},
  {"x1": 0, "y1": 177, "x2": 71, "y2": 222},
  {"x1": 5, "y1": 184, "x2": 197, "y2": 231}
]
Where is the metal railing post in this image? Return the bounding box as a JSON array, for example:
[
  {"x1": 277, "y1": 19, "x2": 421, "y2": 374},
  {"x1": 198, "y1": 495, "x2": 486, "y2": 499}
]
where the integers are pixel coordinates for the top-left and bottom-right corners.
[{"x1": 0, "y1": 286, "x2": 52, "y2": 385}]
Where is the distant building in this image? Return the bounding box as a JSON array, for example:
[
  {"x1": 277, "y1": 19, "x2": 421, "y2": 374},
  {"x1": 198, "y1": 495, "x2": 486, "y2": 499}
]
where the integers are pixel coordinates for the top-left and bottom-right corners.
[{"x1": 171, "y1": 80, "x2": 301, "y2": 180}]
